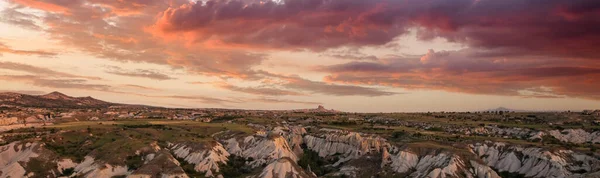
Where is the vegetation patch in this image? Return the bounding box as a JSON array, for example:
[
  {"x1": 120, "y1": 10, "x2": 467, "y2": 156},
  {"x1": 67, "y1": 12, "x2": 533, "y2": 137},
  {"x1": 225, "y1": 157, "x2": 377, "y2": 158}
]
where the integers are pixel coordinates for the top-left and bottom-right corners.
[{"x1": 298, "y1": 143, "x2": 339, "y2": 176}]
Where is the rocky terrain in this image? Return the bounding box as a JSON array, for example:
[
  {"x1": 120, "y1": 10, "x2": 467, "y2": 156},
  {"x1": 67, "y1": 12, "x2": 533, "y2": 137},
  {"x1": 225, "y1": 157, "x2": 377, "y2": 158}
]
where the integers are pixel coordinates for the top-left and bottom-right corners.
[
  {"x1": 4, "y1": 124, "x2": 600, "y2": 178},
  {"x1": 1, "y1": 92, "x2": 600, "y2": 177}
]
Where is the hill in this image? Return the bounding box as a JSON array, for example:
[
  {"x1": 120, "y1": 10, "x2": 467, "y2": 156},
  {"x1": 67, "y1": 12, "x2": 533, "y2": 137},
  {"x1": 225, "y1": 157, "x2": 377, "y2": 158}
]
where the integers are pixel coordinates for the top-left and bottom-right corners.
[{"x1": 0, "y1": 91, "x2": 119, "y2": 108}]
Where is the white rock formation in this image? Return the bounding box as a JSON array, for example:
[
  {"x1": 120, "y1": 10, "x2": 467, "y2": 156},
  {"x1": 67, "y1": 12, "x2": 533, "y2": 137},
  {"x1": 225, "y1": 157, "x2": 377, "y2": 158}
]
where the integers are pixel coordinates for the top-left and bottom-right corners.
[
  {"x1": 382, "y1": 148, "x2": 418, "y2": 173},
  {"x1": 548, "y1": 129, "x2": 600, "y2": 144},
  {"x1": 128, "y1": 151, "x2": 189, "y2": 178},
  {"x1": 73, "y1": 156, "x2": 129, "y2": 178},
  {"x1": 382, "y1": 147, "x2": 500, "y2": 178},
  {"x1": 238, "y1": 135, "x2": 298, "y2": 167},
  {"x1": 0, "y1": 142, "x2": 41, "y2": 178},
  {"x1": 169, "y1": 142, "x2": 229, "y2": 177},
  {"x1": 57, "y1": 159, "x2": 77, "y2": 174},
  {"x1": 470, "y1": 161, "x2": 501, "y2": 178},
  {"x1": 257, "y1": 158, "x2": 312, "y2": 178},
  {"x1": 303, "y1": 131, "x2": 388, "y2": 159},
  {"x1": 471, "y1": 142, "x2": 600, "y2": 177}
]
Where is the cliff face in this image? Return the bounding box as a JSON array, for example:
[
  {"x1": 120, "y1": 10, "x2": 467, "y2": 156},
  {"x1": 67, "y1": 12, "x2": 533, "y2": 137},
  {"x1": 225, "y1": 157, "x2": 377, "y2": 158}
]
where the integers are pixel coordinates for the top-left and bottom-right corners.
[
  {"x1": 169, "y1": 142, "x2": 229, "y2": 177},
  {"x1": 258, "y1": 158, "x2": 314, "y2": 178},
  {"x1": 225, "y1": 134, "x2": 298, "y2": 168},
  {"x1": 303, "y1": 131, "x2": 388, "y2": 159}
]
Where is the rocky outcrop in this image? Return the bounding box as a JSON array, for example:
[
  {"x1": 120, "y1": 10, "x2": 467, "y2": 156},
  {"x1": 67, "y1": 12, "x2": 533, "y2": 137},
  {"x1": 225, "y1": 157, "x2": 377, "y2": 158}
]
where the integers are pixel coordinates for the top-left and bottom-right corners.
[
  {"x1": 471, "y1": 142, "x2": 600, "y2": 177},
  {"x1": 0, "y1": 142, "x2": 41, "y2": 178},
  {"x1": 470, "y1": 160, "x2": 501, "y2": 178},
  {"x1": 303, "y1": 131, "x2": 388, "y2": 159},
  {"x1": 57, "y1": 159, "x2": 77, "y2": 174},
  {"x1": 548, "y1": 129, "x2": 600, "y2": 144},
  {"x1": 382, "y1": 147, "x2": 500, "y2": 178},
  {"x1": 257, "y1": 158, "x2": 314, "y2": 178},
  {"x1": 468, "y1": 126, "x2": 535, "y2": 139},
  {"x1": 73, "y1": 156, "x2": 129, "y2": 178},
  {"x1": 382, "y1": 148, "x2": 418, "y2": 173},
  {"x1": 128, "y1": 150, "x2": 189, "y2": 178},
  {"x1": 225, "y1": 134, "x2": 298, "y2": 168},
  {"x1": 169, "y1": 142, "x2": 229, "y2": 177},
  {"x1": 275, "y1": 126, "x2": 306, "y2": 156}
]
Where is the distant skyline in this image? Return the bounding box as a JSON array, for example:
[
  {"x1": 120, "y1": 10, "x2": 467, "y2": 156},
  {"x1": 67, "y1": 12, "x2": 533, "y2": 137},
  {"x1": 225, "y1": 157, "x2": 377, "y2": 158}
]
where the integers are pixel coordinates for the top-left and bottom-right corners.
[{"x1": 0, "y1": 0, "x2": 599, "y2": 112}]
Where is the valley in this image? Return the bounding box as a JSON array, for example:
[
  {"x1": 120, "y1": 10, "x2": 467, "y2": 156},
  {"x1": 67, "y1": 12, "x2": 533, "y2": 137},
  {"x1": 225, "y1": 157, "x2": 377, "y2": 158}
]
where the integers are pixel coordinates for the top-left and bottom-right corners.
[{"x1": 1, "y1": 92, "x2": 600, "y2": 177}]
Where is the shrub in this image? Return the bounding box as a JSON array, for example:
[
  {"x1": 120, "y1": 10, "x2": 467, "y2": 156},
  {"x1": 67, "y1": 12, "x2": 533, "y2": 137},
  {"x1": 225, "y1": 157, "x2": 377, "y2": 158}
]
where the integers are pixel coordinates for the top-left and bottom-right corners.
[{"x1": 220, "y1": 155, "x2": 252, "y2": 177}]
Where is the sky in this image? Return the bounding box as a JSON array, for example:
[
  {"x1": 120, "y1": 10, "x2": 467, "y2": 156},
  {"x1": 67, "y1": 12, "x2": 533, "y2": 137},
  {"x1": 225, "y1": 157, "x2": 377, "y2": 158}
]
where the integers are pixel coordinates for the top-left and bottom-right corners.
[{"x1": 0, "y1": 0, "x2": 599, "y2": 112}]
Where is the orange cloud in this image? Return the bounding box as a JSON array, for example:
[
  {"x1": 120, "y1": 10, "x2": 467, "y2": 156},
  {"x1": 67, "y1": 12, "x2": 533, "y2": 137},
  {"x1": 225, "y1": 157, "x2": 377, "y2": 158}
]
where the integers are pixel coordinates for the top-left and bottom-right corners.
[
  {"x1": 10, "y1": 0, "x2": 72, "y2": 14},
  {"x1": 320, "y1": 49, "x2": 600, "y2": 100},
  {"x1": 0, "y1": 43, "x2": 57, "y2": 57}
]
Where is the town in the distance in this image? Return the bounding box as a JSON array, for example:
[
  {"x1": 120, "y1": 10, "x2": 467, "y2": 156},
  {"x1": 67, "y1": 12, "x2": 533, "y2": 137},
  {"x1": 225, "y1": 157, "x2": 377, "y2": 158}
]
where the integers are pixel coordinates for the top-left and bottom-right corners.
[{"x1": 1, "y1": 91, "x2": 600, "y2": 178}]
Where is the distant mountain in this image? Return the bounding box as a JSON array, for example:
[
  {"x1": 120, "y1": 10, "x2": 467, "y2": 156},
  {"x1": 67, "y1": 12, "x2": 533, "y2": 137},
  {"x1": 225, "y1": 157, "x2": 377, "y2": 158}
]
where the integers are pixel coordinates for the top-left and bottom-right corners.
[
  {"x1": 0, "y1": 91, "x2": 119, "y2": 108},
  {"x1": 482, "y1": 107, "x2": 527, "y2": 112}
]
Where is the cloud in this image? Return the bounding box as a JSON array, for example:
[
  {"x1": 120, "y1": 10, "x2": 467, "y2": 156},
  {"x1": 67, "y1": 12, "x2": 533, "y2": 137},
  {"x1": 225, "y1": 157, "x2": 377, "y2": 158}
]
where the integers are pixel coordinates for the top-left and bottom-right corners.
[
  {"x1": 150, "y1": 0, "x2": 600, "y2": 57},
  {"x1": 120, "y1": 84, "x2": 162, "y2": 91},
  {"x1": 6, "y1": 0, "x2": 600, "y2": 102},
  {"x1": 8, "y1": 0, "x2": 73, "y2": 14},
  {"x1": 187, "y1": 81, "x2": 208, "y2": 85},
  {"x1": 152, "y1": 0, "x2": 410, "y2": 51},
  {"x1": 0, "y1": 6, "x2": 42, "y2": 30},
  {"x1": 237, "y1": 70, "x2": 398, "y2": 97},
  {"x1": 251, "y1": 98, "x2": 322, "y2": 105},
  {"x1": 7, "y1": 0, "x2": 185, "y2": 15},
  {"x1": 281, "y1": 76, "x2": 397, "y2": 97},
  {"x1": 0, "y1": 75, "x2": 111, "y2": 91},
  {"x1": 104, "y1": 66, "x2": 175, "y2": 80},
  {"x1": 321, "y1": 49, "x2": 600, "y2": 99},
  {"x1": 151, "y1": 95, "x2": 240, "y2": 104},
  {"x1": 321, "y1": 49, "x2": 378, "y2": 61},
  {"x1": 6, "y1": 0, "x2": 268, "y2": 80},
  {"x1": 0, "y1": 61, "x2": 100, "y2": 80},
  {"x1": 215, "y1": 83, "x2": 304, "y2": 96},
  {"x1": 0, "y1": 43, "x2": 57, "y2": 57},
  {"x1": 0, "y1": 90, "x2": 47, "y2": 95}
]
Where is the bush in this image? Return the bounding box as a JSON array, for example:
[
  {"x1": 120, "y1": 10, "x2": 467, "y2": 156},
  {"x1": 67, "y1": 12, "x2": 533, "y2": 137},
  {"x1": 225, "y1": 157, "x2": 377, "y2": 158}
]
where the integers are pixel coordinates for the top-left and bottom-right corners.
[
  {"x1": 220, "y1": 155, "x2": 253, "y2": 177},
  {"x1": 60, "y1": 168, "x2": 75, "y2": 177},
  {"x1": 125, "y1": 155, "x2": 144, "y2": 171},
  {"x1": 497, "y1": 171, "x2": 525, "y2": 178},
  {"x1": 392, "y1": 131, "x2": 407, "y2": 139},
  {"x1": 425, "y1": 127, "x2": 444, "y2": 132}
]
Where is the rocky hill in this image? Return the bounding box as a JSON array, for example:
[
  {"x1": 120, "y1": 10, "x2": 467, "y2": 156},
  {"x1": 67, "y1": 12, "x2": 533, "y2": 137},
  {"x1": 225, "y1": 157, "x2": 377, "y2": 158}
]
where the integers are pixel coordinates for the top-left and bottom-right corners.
[{"x1": 0, "y1": 91, "x2": 118, "y2": 108}]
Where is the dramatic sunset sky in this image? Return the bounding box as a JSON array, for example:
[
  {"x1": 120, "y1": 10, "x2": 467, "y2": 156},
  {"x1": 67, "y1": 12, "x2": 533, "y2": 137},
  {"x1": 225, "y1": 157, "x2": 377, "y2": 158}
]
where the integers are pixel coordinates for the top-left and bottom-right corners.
[{"x1": 0, "y1": 0, "x2": 599, "y2": 112}]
